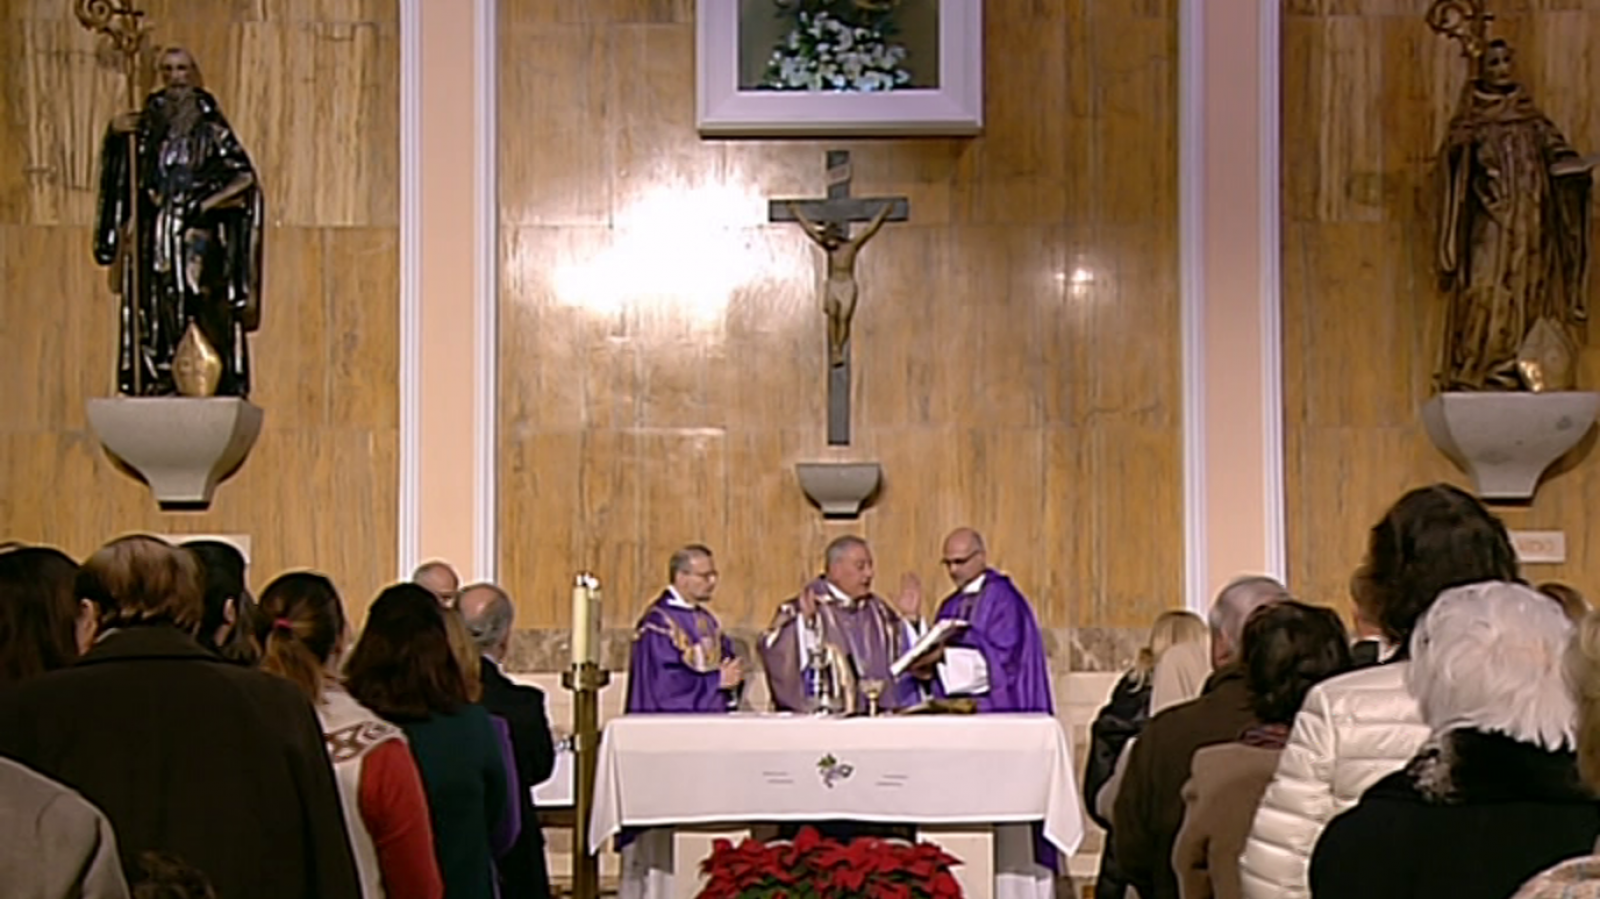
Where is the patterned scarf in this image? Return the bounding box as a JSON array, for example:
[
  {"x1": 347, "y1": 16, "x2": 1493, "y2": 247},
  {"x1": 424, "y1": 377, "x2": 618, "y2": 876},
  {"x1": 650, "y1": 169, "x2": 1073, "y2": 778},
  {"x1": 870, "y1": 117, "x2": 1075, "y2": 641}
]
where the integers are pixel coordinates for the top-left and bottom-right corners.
[{"x1": 1239, "y1": 722, "x2": 1291, "y2": 750}]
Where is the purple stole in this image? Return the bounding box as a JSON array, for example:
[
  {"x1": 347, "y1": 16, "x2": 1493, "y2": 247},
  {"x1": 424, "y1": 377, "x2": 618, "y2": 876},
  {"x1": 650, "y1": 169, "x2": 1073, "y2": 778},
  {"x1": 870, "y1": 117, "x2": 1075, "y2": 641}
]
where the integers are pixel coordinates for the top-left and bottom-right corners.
[
  {"x1": 758, "y1": 579, "x2": 921, "y2": 713},
  {"x1": 625, "y1": 592, "x2": 735, "y2": 714}
]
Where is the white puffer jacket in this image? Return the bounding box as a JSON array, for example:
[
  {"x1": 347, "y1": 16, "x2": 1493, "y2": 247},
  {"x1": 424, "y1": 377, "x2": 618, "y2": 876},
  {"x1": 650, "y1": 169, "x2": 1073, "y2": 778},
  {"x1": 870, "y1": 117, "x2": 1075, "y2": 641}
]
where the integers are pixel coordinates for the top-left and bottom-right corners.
[{"x1": 1237, "y1": 662, "x2": 1432, "y2": 899}]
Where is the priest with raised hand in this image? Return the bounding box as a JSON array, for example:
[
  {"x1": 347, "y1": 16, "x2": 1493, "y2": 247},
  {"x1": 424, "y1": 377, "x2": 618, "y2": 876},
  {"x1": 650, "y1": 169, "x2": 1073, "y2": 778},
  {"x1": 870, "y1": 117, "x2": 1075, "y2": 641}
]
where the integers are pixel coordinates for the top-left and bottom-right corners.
[
  {"x1": 760, "y1": 535, "x2": 923, "y2": 713},
  {"x1": 909, "y1": 527, "x2": 1053, "y2": 714},
  {"x1": 625, "y1": 544, "x2": 743, "y2": 713}
]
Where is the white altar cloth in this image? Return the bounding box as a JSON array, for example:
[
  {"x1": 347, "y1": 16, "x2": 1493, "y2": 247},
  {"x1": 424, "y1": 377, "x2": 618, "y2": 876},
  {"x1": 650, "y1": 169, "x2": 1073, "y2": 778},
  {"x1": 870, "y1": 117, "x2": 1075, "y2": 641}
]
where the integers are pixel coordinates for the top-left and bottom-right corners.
[{"x1": 589, "y1": 713, "x2": 1084, "y2": 899}]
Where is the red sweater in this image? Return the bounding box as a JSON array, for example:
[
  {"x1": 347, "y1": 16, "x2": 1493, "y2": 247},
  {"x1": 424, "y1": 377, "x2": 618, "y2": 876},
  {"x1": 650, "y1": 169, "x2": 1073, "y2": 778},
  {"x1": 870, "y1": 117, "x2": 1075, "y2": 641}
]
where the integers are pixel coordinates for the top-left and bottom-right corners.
[{"x1": 360, "y1": 739, "x2": 444, "y2": 899}]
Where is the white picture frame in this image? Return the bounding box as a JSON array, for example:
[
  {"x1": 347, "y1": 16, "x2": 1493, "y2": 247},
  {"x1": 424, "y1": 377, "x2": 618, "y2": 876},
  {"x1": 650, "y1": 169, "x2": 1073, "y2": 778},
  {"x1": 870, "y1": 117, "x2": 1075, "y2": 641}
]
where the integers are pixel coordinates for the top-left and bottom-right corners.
[{"x1": 696, "y1": 0, "x2": 984, "y2": 137}]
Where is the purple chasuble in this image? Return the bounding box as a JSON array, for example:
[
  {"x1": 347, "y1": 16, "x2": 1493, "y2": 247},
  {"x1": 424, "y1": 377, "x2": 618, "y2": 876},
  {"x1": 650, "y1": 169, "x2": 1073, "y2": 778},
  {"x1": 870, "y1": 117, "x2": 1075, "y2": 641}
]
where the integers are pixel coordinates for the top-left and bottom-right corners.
[
  {"x1": 931, "y1": 570, "x2": 1053, "y2": 714},
  {"x1": 625, "y1": 592, "x2": 736, "y2": 714},
  {"x1": 758, "y1": 579, "x2": 921, "y2": 713}
]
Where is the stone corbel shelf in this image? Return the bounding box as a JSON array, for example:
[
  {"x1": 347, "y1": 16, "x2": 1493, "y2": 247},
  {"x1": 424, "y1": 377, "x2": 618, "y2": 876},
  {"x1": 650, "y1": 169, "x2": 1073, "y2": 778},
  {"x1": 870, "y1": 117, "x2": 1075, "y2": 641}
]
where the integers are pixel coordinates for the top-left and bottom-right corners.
[
  {"x1": 1421, "y1": 391, "x2": 1599, "y2": 501},
  {"x1": 795, "y1": 462, "x2": 882, "y2": 519},
  {"x1": 86, "y1": 397, "x2": 264, "y2": 509}
]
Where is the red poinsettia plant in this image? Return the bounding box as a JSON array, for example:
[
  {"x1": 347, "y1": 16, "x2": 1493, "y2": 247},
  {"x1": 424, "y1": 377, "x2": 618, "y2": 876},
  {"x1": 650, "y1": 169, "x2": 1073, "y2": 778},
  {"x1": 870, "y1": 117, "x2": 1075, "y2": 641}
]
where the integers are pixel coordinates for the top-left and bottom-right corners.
[{"x1": 696, "y1": 826, "x2": 963, "y2": 899}]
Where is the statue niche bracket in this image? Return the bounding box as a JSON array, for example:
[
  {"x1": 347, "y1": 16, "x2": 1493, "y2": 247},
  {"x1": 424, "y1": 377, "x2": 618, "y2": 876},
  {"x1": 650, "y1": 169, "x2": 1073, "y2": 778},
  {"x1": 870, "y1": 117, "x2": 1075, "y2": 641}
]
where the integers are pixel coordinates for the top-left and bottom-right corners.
[{"x1": 87, "y1": 397, "x2": 263, "y2": 509}]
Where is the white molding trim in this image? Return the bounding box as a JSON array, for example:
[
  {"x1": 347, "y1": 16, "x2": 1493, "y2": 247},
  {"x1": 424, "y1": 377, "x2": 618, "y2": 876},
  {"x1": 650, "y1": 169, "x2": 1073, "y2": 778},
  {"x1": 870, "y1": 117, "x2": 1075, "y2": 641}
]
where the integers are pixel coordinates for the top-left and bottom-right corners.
[
  {"x1": 473, "y1": 0, "x2": 499, "y2": 583},
  {"x1": 1259, "y1": 0, "x2": 1287, "y2": 582},
  {"x1": 398, "y1": 0, "x2": 422, "y2": 580},
  {"x1": 1179, "y1": 0, "x2": 1208, "y2": 615}
]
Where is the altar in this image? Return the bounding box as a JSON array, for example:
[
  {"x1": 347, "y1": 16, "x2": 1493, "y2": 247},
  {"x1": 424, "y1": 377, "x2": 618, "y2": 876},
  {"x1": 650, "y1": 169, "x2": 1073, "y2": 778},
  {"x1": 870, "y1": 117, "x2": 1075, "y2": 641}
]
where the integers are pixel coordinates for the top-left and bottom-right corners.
[{"x1": 589, "y1": 713, "x2": 1085, "y2": 899}]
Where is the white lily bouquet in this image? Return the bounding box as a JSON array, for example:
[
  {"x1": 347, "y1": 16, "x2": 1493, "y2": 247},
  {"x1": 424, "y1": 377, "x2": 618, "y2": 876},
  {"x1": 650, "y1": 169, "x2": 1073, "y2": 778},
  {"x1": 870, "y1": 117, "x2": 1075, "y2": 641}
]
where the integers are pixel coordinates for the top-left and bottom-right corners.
[{"x1": 760, "y1": 8, "x2": 913, "y2": 92}]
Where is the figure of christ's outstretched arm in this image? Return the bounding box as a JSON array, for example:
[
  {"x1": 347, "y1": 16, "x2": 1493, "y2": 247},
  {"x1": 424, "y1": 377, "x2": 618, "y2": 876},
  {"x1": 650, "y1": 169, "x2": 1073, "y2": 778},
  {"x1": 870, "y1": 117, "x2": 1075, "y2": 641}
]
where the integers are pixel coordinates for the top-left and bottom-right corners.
[{"x1": 787, "y1": 202, "x2": 831, "y2": 246}]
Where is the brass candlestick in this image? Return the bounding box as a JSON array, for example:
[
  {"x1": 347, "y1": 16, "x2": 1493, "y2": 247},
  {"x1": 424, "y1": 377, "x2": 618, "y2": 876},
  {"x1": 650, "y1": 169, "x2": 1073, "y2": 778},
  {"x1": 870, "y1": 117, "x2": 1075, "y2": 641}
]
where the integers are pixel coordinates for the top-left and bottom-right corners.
[{"x1": 562, "y1": 662, "x2": 611, "y2": 899}]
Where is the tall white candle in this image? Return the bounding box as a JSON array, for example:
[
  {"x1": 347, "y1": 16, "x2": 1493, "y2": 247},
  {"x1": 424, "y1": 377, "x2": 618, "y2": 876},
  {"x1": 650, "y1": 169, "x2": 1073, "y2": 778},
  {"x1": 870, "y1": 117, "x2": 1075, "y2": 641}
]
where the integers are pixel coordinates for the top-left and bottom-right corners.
[{"x1": 571, "y1": 576, "x2": 590, "y2": 668}]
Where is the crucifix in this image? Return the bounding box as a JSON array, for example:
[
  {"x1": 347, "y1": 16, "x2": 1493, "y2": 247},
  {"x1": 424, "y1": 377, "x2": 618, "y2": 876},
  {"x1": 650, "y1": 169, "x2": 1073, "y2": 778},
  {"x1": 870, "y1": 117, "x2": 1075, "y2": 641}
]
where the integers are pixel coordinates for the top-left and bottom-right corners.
[{"x1": 769, "y1": 150, "x2": 910, "y2": 445}]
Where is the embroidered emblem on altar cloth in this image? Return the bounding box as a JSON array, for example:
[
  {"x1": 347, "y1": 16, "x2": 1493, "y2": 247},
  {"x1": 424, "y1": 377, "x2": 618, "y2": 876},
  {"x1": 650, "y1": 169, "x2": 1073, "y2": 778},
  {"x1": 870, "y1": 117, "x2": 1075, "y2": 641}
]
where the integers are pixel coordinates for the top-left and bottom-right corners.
[{"x1": 818, "y1": 753, "x2": 855, "y2": 788}]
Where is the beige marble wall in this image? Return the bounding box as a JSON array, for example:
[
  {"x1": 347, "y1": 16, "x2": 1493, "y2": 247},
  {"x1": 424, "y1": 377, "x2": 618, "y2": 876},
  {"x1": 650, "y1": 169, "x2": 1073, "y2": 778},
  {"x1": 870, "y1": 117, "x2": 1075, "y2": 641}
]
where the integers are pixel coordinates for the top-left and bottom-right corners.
[
  {"x1": 1282, "y1": 1, "x2": 1600, "y2": 608},
  {"x1": 497, "y1": 0, "x2": 1184, "y2": 634}
]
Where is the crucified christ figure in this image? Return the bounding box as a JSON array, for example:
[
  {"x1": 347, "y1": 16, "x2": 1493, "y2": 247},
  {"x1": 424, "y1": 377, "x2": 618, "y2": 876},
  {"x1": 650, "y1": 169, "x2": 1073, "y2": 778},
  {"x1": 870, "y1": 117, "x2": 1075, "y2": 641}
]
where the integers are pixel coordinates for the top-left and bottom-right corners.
[{"x1": 788, "y1": 201, "x2": 895, "y2": 367}]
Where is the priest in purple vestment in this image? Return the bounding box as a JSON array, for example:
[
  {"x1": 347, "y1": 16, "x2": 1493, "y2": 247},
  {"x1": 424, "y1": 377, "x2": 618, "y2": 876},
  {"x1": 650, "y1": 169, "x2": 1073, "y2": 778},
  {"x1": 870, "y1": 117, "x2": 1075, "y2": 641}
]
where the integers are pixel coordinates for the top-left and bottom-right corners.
[
  {"x1": 911, "y1": 528, "x2": 1053, "y2": 713},
  {"x1": 626, "y1": 545, "x2": 743, "y2": 713},
  {"x1": 759, "y1": 535, "x2": 923, "y2": 713}
]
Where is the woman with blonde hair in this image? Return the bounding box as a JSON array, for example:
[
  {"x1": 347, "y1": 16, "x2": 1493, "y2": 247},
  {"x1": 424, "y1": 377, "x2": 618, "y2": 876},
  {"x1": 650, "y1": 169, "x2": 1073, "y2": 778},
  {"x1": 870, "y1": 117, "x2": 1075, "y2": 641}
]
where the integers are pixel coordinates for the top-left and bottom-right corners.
[
  {"x1": 255, "y1": 572, "x2": 442, "y2": 899},
  {"x1": 1084, "y1": 609, "x2": 1209, "y2": 899}
]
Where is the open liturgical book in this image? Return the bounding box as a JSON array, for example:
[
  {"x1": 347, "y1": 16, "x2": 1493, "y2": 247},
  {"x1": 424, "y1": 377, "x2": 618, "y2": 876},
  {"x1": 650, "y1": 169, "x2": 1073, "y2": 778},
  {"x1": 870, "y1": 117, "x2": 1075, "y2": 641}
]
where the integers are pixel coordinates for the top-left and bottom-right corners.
[{"x1": 889, "y1": 618, "x2": 968, "y2": 678}]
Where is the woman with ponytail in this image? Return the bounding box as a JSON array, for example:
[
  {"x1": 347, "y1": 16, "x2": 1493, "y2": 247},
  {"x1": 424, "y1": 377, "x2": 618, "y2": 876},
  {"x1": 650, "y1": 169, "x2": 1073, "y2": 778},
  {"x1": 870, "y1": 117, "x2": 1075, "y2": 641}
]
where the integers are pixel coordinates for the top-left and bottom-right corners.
[{"x1": 257, "y1": 573, "x2": 442, "y2": 899}]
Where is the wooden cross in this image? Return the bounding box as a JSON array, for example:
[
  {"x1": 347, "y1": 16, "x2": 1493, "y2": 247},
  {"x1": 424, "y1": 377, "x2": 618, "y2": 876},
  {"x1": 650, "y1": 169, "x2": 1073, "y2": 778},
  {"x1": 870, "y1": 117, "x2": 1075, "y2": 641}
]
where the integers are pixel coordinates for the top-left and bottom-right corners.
[{"x1": 769, "y1": 150, "x2": 910, "y2": 446}]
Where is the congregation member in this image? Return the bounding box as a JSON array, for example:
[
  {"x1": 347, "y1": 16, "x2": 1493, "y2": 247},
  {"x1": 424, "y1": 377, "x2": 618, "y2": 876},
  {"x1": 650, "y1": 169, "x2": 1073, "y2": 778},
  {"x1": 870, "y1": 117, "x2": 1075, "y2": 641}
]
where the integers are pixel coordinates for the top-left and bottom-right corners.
[
  {"x1": 1539, "y1": 581, "x2": 1590, "y2": 622},
  {"x1": 414, "y1": 559, "x2": 461, "y2": 607},
  {"x1": 1310, "y1": 582, "x2": 1599, "y2": 899},
  {"x1": 255, "y1": 572, "x2": 443, "y2": 899},
  {"x1": 0, "y1": 754, "x2": 131, "y2": 899},
  {"x1": 760, "y1": 535, "x2": 922, "y2": 713},
  {"x1": 1113, "y1": 575, "x2": 1288, "y2": 899},
  {"x1": 1514, "y1": 611, "x2": 1600, "y2": 898},
  {"x1": 442, "y1": 605, "x2": 523, "y2": 860},
  {"x1": 1239, "y1": 483, "x2": 1519, "y2": 899},
  {"x1": 1085, "y1": 609, "x2": 1208, "y2": 899},
  {"x1": 184, "y1": 539, "x2": 260, "y2": 665},
  {"x1": 0, "y1": 545, "x2": 84, "y2": 686},
  {"x1": 910, "y1": 527, "x2": 1052, "y2": 713},
  {"x1": 1347, "y1": 573, "x2": 1391, "y2": 668},
  {"x1": 626, "y1": 544, "x2": 743, "y2": 713},
  {"x1": 346, "y1": 584, "x2": 508, "y2": 899},
  {"x1": 0, "y1": 535, "x2": 360, "y2": 898},
  {"x1": 1173, "y1": 602, "x2": 1352, "y2": 899},
  {"x1": 460, "y1": 581, "x2": 558, "y2": 899}
]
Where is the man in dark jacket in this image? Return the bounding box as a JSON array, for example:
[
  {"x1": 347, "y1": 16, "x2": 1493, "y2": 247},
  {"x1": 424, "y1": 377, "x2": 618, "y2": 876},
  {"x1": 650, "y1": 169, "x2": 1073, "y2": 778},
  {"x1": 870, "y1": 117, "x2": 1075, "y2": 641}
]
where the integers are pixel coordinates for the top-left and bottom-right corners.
[
  {"x1": 1112, "y1": 576, "x2": 1287, "y2": 899},
  {"x1": 0, "y1": 535, "x2": 359, "y2": 899},
  {"x1": 462, "y1": 582, "x2": 558, "y2": 899}
]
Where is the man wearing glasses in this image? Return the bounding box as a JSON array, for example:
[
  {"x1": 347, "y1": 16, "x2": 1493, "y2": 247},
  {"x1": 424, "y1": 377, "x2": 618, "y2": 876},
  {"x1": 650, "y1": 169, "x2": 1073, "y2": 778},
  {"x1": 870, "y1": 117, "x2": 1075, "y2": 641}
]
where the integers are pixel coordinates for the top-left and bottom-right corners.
[
  {"x1": 908, "y1": 527, "x2": 1053, "y2": 714},
  {"x1": 625, "y1": 545, "x2": 744, "y2": 713}
]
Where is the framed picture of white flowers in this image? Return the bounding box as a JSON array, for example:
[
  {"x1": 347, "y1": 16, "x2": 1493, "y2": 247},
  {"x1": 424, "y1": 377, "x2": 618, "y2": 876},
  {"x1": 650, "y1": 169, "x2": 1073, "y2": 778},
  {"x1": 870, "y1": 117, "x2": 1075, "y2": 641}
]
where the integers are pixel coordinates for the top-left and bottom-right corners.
[{"x1": 696, "y1": 0, "x2": 983, "y2": 137}]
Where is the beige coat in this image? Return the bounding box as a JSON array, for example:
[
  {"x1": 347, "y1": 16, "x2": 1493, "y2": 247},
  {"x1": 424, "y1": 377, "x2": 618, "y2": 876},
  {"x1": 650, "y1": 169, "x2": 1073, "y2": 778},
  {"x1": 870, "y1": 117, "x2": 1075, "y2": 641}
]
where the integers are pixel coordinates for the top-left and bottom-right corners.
[
  {"x1": 0, "y1": 756, "x2": 130, "y2": 899},
  {"x1": 1174, "y1": 743, "x2": 1283, "y2": 899}
]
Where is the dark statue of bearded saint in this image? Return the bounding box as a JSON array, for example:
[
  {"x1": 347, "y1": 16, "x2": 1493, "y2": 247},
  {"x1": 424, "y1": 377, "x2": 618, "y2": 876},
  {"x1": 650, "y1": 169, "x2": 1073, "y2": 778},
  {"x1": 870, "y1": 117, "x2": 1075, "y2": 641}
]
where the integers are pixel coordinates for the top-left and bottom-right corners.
[
  {"x1": 94, "y1": 47, "x2": 263, "y2": 397},
  {"x1": 1435, "y1": 38, "x2": 1598, "y2": 392}
]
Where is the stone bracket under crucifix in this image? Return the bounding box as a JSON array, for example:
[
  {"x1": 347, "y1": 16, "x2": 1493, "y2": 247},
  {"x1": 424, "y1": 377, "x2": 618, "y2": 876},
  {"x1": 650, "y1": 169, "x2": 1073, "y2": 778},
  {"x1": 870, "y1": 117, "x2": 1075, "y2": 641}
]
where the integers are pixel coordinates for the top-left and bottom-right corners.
[{"x1": 769, "y1": 150, "x2": 910, "y2": 446}]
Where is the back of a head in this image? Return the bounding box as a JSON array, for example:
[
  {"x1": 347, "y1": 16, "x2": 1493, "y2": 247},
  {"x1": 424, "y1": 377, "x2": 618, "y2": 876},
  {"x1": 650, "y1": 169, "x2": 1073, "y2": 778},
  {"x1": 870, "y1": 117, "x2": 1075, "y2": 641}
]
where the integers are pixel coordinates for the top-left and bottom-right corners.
[
  {"x1": 1539, "y1": 582, "x2": 1590, "y2": 623},
  {"x1": 1208, "y1": 575, "x2": 1290, "y2": 664},
  {"x1": 0, "y1": 547, "x2": 80, "y2": 687},
  {"x1": 460, "y1": 582, "x2": 514, "y2": 656},
  {"x1": 255, "y1": 572, "x2": 345, "y2": 703},
  {"x1": 1408, "y1": 581, "x2": 1574, "y2": 751},
  {"x1": 345, "y1": 582, "x2": 467, "y2": 721},
  {"x1": 184, "y1": 541, "x2": 245, "y2": 640},
  {"x1": 1360, "y1": 483, "x2": 1518, "y2": 646},
  {"x1": 1566, "y1": 610, "x2": 1600, "y2": 790},
  {"x1": 1242, "y1": 601, "x2": 1353, "y2": 725},
  {"x1": 183, "y1": 540, "x2": 259, "y2": 664},
  {"x1": 77, "y1": 535, "x2": 203, "y2": 632},
  {"x1": 441, "y1": 606, "x2": 483, "y2": 702},
  {"x1": 1131, "y1": 609, "x2": 1208, "y2": 687},
  {"x1": 131, "y1": 851, "x2": 217, "y2": 899}
]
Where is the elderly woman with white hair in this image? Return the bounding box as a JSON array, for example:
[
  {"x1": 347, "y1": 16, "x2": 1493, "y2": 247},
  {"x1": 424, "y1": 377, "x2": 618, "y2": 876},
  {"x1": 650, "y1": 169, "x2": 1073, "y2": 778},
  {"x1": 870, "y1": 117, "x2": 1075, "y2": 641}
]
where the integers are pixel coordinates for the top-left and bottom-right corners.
[{"x1": 1309, "y1": 582, "x2": 1600, "y2": 899}]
